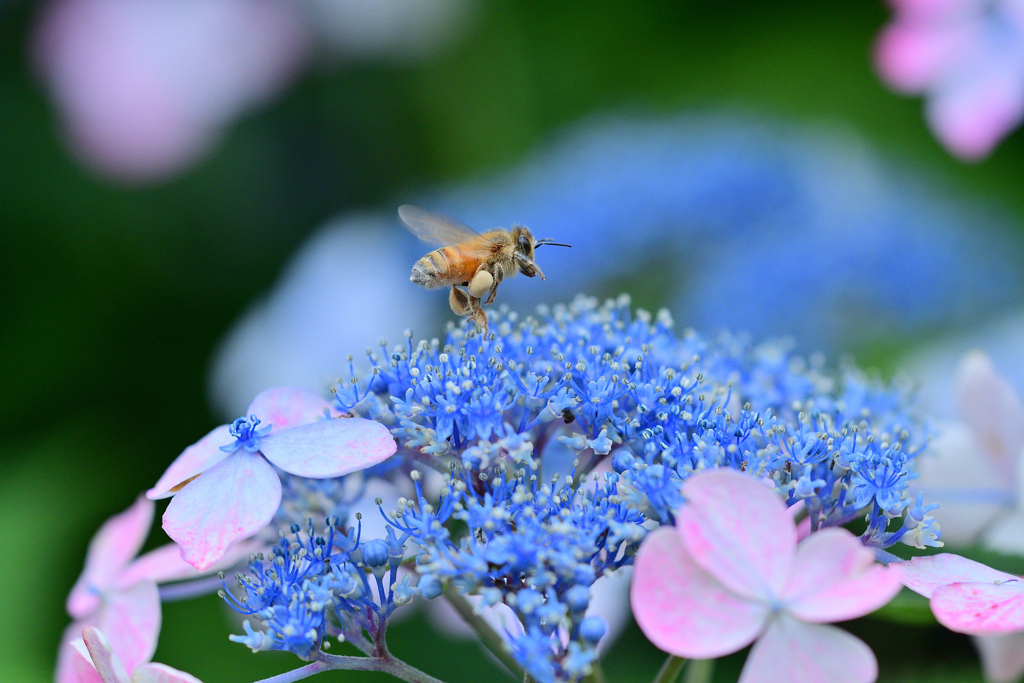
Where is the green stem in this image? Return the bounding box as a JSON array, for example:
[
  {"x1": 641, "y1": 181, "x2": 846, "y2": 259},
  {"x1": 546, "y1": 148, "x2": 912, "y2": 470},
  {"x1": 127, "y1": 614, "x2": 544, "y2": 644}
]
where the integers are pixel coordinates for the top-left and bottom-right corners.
[
  {"x1": 443, "y1": 587, "x2": 525, "y2": 680},
  {"x1": 683, "y1": 659, "x2": 715, "y2": 683},
  {"x1": 652, "y1": 655, "x2": 687, "y2": 683},
  {"x1": 251, "y1": 652, "x2": 448, "y2": 683}
]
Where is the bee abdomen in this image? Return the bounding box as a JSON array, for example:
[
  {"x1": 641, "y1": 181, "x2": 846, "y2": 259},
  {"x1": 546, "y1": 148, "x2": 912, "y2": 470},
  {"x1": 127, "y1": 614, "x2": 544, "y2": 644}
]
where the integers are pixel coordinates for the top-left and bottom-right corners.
[{"x1": 410, "y1": 250, "x2": 448, "y2": 289}]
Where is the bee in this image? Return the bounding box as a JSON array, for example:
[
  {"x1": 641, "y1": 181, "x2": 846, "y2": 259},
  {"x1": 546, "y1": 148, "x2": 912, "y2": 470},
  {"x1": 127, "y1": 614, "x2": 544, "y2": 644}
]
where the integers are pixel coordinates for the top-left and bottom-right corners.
[{"x1": 399, "y1": 204, "x2": 570, "y2": 333}]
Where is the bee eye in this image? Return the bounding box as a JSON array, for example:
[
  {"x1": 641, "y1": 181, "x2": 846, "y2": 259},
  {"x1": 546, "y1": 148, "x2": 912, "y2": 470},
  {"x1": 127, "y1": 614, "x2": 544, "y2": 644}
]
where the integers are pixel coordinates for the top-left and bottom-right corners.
[{"x1": 518, "y1": 236, "x2": 531, "y2": 252}]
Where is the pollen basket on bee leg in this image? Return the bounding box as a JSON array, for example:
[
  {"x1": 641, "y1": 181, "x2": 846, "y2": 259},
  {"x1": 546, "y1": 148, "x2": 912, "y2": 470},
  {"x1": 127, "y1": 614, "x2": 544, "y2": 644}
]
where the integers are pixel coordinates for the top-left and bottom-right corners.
[{"x1": 468, "y1": 270, "x2": 493, "y2": 299}]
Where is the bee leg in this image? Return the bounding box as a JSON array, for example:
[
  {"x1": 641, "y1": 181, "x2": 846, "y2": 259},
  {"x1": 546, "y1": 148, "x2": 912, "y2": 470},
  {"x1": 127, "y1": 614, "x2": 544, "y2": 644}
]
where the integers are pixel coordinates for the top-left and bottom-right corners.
[
  {"x1": 515, "y1": 253, "x2": 546, "y2": 280},
  {"x1": 449, "y1": 285, "x2": 473, "y2": 317},
  {"x1": 468, "y1": 295, "x2": 489, "y2": 334},
  {"x1": 484, "y1": 263, "x2": 503, "y2": 305}
]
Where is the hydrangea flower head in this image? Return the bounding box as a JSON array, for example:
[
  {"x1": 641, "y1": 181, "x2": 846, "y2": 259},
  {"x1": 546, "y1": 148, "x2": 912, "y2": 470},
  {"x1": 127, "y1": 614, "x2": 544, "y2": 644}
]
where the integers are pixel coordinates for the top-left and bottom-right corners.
[
  {"x1": 875, "y1": 0, "x2": 1024, "y2": 159},
  {"x1": 149, "y1": 386, "x2": 397, "y2": 570},
  {"x1": 631, "y1": 469, "x2": 902, "y2": 683}
]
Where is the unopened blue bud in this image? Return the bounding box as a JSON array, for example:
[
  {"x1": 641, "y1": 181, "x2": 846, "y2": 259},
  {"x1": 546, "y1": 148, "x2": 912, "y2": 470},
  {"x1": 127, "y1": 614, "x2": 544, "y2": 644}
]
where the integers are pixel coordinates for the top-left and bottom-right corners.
[
  {"x1": 362, "y1": 539, "x2": 389, "y2": 568},
  {"x1": 573, "y1": 565, "x2": 596, "y2": 587},
  {"x1": 580, "y1": 616, "x2": 606, "y2": 644},
  {"x1": 612, "y1": 451, "x2": 635, "y2": 474},
  {"x1": 565, "y1": 585, "x2": 590, "y2": 613},
  {"x1": 417, "y1": 574, "x2": 442, "y2": 600}
]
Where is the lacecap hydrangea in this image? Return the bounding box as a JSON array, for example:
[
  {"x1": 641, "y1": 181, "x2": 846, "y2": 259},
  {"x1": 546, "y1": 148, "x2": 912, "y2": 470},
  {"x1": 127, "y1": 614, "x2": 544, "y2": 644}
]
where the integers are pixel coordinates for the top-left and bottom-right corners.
[{"x1": 221, "y1": 294, "x2": 939, "y2": 683}]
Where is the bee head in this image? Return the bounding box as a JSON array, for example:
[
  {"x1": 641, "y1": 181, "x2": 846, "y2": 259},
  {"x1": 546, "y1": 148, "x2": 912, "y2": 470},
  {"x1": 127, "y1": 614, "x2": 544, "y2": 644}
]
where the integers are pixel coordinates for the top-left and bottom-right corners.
[{"x1": 511, "y1": 225, "x2": 536, "y2": 261}]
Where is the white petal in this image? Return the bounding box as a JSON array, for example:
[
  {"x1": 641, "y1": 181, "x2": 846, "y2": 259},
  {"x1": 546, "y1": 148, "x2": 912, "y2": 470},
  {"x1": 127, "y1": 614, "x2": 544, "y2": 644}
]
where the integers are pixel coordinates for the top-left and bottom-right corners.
[
  {"x1": 911, "y1": 421, "x2": 1011, "y2": 546},
  {"x1": 974, "y1": 633, "x2": 1024, "y2": 683}
]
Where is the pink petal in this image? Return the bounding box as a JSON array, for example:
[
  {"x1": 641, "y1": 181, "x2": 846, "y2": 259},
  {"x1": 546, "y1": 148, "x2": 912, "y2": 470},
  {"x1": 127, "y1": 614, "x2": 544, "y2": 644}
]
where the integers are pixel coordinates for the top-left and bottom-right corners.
[
  {"x1": 114, "y1": 545, "x2": 197, "y2": 589},
  {"x1": 245, "y1": 386, "x2": 334, "y2": 430},
  {"x1": 259, "y1": 417, "x2": 397, "y2": 478},
  {"x1": 70, "y1": 638, "x2": 105, "y2": 683},
  {"x1": 926, "y1": 62, "x2": 1024, "y2": 160},
  {"x1": 932, "y1": 580, "x2": 1024, "y2": 634},
  {"x1": 147, "y1": 425, "x2": 233, "y2": 500},
  {"x1": 875, "y1": 22, "x2": 968, "y2": 92},
  {"x1": 82, "y1": 627, "x2": 131, "y2": 683},
  {"x1": 677, "y1": 469, "x2": 796, "y2": 603},
  {"x1": 739, "y1": 617, "x2": 877, "y2": 683},
  {"x1": 68, "y1": 496, "x2": 154, "y2": 619},
  {"x1": 973, "y1": 632, "x2": 1024, "y2": 683},
  {"x1": 162, "y1": 451, "x2": 281, "y2": 571},
  {"x1": 899, "y1": 554, "x2": 1016, "y2": 598},
  {"x1": 912, "y1": 421, "x2": 1010, "y2": 547},
  {"x1": 117, "y1": 537, "x2": 264, "y2": 589},
  {"x1": 956, "y1": 351, "x2": 1024, "y2": 470},
  {"x1": 782, "y1": 528, "x2": 903, "y2": 623},
  {"x1": 58, "y1": 621, "x2": 99, "y2": 683},
  {"x1": 631, "y1": 527, "x2": 768, "y2": 659},
  {"x1": 132, "y1": 663, "x2": 204, "y2": 683},
  {"x1": 97, "y1": 581, "x2": 161, "y2": 673}
]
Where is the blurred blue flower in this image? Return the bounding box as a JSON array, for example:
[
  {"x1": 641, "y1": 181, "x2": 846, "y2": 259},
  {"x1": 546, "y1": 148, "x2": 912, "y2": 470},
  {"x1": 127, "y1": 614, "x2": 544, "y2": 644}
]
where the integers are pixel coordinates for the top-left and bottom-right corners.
[{"x1": 210, "y1": 113, "x2": 1021, "y2": 418}]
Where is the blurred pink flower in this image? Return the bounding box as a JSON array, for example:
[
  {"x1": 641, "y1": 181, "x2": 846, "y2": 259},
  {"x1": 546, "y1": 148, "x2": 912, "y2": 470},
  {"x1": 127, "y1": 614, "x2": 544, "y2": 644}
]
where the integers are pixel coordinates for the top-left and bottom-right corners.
[
  {"x1": 71, "y1": 625, "x2": 201, "y2": 683},
  {"x1": 31, "y1": 0, "x2": 308, "y2": 183},
  {"x1": 875, "y1": 0, "x2": 1024, "y2": 160},
  {"x1": 149, "y1": 386, "x2": 396, "y2": 571},
  {"x1": 902, "y1": 553, "x2": 1024, "y2": 682},
  {"x1": 56, "y1": 496, "x2": 249, "y2": 683},
  {"x1": 631, "y1": 469, "x2": 902, "y2": 683},
  {"x1": 912, "y1": 351, "x2": 1024, "y2": 552}
]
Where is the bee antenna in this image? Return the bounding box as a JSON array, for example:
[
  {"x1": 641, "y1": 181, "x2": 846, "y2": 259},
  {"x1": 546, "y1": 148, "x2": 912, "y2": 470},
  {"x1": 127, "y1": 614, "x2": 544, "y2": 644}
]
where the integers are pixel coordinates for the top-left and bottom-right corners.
[{"x1": 535, "y1": 239, "x2": 572, "y2": 248}]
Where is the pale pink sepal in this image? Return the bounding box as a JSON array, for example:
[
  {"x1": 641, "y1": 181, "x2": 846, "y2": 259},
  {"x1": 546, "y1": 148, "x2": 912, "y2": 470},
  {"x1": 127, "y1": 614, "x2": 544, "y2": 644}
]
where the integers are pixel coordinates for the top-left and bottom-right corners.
[
  {"x1": 132, "y1": 663, "x2": 204, "y2": 683},
  {"x1": 677, "y1": 469, "x2": 795, "y2": 602},
  {"x1": 246, "y1": 386, "x2": 333, "y2": 430},
  {"x1": 147, "y1": 425, "x2": 233, "y2": 500},
  {"x1": 98, "y1": 582, "x2": 161, "y2": 673},
  {"x1": 162, "y1": 452, "x2": 281, "y2": 571},
  {"x1": 874, "y1": 22, "x2": 966, "y2": 93},
  {"x1": 973, "y1": 632, "x2": 1024, "y2": 683},
  {"x1": 260, "y1": 417, "x2": 397, "y2": 479},
  {"x1": 926, "y1": 63, "x2": 1024, "y2": 161},
  {"x1": 59, "y1": 621, "x2": 96, "y2": 683},
  {"x1": 738, "y1": 616, "x2": 877, "y2": 683},
  {"x1": 899, "y1": 553, "x2": 1015, "y2": 598},
  {"x1": 914, "y1": 421, "x2": 1009, "y2": 546},
  {"x1": 956, "y1": 351, "x2": 1024, "y2": 470},
  {"x1": 782, "y1": 528, "x2": 903, "y2": 623},
  {"x1": 117, "y1": 538, "x2": 262, "y2": 589},
  {"x1": 68, "y1": 496, "x2": 154, "y2": 619},
  {"x1": 631, "y1": 527, "x2": 768, "y2": 659},
  {"x1": 931, "y1": 580, "x2": 1024, "y2": 634},
  {"x1": 81, "y1": 626, "x2": 131, "y2": 683},
  {"x1": 70, "y1": 639, "x2": 105, "y2": 683}
]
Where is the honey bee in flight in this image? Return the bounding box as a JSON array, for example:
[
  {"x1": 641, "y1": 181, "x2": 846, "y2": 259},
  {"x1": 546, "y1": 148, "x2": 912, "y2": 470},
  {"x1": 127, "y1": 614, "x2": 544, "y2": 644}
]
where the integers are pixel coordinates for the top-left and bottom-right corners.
[{"x1": 399, "y1": 205, "x2": 570, "y2": 333}]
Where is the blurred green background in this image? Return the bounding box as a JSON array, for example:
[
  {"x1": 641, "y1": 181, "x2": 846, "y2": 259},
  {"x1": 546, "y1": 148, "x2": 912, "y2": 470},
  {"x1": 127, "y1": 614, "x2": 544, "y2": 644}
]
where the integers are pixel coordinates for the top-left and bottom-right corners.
[{"x1": 3, "y1": 0, "x2": 1024, "y2": 681}]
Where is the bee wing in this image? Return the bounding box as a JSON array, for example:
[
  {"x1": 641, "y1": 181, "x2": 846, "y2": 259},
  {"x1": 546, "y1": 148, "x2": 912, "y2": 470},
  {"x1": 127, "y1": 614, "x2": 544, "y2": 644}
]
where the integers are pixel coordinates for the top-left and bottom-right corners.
[{"x1": 398, "y1": 205, "x2": 493, "y2": 249}]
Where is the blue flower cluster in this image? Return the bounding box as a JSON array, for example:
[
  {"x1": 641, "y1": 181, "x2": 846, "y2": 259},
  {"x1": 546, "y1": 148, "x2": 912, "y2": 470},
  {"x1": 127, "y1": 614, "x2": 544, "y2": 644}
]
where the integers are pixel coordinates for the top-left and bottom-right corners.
[
  {"x1": 222, "y1": 517, "x2": 415, "y2": 658},
  {"x1": 285, "y1": 294, "x2": 940, "y2": 681}
]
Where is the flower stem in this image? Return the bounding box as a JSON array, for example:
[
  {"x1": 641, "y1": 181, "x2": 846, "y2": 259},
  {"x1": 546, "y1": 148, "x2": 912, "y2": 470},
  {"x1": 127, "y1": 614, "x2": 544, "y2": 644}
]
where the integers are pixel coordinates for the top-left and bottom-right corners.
[
  {"x1": 683, "y1": 659, "x2": 714, "y2": 683},
  {"x1": 652, "y1": 655, "x2": 687, "y2": 683},
  {"x1": 250, "y1": 652, "x2": 448, "y2": 683},
  {"x1": 443, "y1": 587, "x2": 525, "y2": 680}
]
